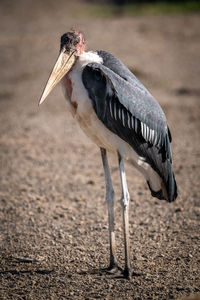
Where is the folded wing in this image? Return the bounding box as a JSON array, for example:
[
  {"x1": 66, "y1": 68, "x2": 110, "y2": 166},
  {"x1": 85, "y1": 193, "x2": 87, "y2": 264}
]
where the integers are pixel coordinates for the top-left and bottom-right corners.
[{"x1": 82, "y1": 60, "x2": 177, "y2": 202}]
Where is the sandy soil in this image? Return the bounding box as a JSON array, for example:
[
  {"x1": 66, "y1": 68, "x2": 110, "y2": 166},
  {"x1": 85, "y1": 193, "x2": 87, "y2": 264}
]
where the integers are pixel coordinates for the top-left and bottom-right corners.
[{"x1": 0, "y1": 1, "x2": 200, "y2": 299}]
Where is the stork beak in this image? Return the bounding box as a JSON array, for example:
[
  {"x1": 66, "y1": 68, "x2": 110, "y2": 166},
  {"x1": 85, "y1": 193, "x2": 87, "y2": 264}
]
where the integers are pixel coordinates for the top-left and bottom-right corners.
[{"x1": 39, "y1": 50, "x2": 76, "y2": 105}]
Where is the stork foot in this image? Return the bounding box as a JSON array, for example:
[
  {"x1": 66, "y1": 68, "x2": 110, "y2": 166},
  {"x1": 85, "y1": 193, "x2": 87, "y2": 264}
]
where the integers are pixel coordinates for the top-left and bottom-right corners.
[
  {"x1": 101, "y1": 263, "x2": 122, "y2": 275},
  {"x1": 122, "y1": 267, "x2": 132, "y2": 279},
  {"x1": 122, "y1": 267, "x2": 141, "y2": 280}
]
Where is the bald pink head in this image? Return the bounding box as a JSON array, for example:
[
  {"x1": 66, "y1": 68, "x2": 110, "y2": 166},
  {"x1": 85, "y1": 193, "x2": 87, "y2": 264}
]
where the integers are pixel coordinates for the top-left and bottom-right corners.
[{"x1": 60, "y1": 30, "x2": 85, "y2": 56}]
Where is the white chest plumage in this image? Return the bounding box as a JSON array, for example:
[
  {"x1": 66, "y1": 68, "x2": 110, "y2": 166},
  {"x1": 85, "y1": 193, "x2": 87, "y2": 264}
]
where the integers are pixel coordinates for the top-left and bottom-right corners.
[
  {"x1": 61, "y1": 51, "x2": 139, "y2": 155},
  {"x1": 62, "y1": 52, "x2": 137, "y2": 156},
  {"x1": 62, "y1": 51, "x2": 120, "y2": 152}
]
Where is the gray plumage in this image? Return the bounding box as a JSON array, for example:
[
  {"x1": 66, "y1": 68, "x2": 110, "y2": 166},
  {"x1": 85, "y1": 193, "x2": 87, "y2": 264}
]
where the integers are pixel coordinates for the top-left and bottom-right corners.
[{"x1": 82, "y1": 50, "x2": 177, "y2": 202}]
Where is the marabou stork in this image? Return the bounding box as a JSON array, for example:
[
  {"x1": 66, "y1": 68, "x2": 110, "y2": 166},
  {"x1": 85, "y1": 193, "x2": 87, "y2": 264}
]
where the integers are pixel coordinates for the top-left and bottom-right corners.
[{"x1": 39, "y1": 30, "x2": 177, "y2": 279}]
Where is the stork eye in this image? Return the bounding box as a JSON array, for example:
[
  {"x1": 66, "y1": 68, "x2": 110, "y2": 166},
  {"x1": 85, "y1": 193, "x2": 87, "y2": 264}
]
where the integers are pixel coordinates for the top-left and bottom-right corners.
[{"x1": 74, "y1": 39, "x2": 79, "y2": 45}]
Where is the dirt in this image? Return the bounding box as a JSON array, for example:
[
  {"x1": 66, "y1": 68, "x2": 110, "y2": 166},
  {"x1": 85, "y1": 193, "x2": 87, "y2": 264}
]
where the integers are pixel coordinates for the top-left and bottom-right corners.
[{"x1": 0, "y1": 1, "x2": 200, "y2": 299}]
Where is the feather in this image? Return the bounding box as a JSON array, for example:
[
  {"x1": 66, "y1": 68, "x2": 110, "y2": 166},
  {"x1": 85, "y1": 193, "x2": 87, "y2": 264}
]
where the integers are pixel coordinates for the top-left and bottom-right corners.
[
  {"x1": 127, "y1": 112, "x2": 131, "y2": 129},
  {"x1": 109, "y1": 99, "x2": 113, "y2": 119},
  {"x1": 118, "y1": 106, "x2": 121, "y2": 121},
  {"x1": 114, "y1": 102, "x2": 117, "y2": 120},
  {"x1": 122, "y1": 109, "x2": 125, "y2": 127},
  {"x1": 131, "y1": 116, "x2": 134, "y2": 130}
]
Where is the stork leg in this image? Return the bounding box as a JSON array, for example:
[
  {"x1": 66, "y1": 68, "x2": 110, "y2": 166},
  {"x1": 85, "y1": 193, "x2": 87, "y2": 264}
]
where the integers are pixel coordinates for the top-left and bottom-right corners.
[
  {"x1": 100, "y1": 148, "x2": 119, "y2": 272},
  {"x1": 118, "y1": 152, "x2": 132, "y2": 279}
]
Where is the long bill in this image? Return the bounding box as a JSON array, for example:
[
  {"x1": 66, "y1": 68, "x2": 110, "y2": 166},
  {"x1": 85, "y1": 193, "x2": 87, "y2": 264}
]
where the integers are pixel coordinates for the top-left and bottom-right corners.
[{"x1": 39, "y1": 50, "x2": 76, "y2": 105}]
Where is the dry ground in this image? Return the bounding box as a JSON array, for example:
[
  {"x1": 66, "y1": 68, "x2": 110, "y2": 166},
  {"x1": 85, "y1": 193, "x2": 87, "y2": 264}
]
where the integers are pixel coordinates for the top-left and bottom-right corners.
[{"x1": 0, "y1": 1, "x2": 200, "y2": 299}]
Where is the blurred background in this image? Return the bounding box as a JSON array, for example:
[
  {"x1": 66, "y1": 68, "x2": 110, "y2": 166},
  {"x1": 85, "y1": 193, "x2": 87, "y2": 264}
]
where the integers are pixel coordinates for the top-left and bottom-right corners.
[{"x1": 0, "y1": 0, "x2": 200, "y2": 299}]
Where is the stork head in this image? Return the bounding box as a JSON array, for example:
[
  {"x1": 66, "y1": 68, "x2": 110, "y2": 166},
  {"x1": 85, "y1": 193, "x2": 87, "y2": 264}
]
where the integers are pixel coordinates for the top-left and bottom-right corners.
[
  {"x1": 39, "y1": 30, "x2": 85, "y2": 105},
  {"x1": 60, "y1": 31, "x2": 85, "y2": 56}
]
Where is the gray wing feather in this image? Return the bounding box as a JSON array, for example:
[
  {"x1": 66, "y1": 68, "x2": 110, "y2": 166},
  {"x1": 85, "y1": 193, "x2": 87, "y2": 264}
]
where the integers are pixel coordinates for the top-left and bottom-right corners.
[
  {"x1": 97, "y1": 50, "x2": 148, "y2": 91},
  {"x1": 87, "y1": 62, "x2": 168, "y2": 149}
]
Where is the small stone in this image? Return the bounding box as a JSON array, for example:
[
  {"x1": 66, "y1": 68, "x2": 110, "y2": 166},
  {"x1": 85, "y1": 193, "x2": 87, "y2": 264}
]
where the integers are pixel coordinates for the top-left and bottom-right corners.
[{"x1": 87, "y1": 180, "x2": 95, "y2": 185}]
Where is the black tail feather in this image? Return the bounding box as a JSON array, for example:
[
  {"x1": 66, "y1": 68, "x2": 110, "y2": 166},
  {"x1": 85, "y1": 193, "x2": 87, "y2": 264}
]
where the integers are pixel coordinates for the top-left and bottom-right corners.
[
  {"x1": 166, "y1": 168, "x2": 178, "y2": 202},
  {"x1": 147, "y1": 166, "x2": 177, "y2": 202}
]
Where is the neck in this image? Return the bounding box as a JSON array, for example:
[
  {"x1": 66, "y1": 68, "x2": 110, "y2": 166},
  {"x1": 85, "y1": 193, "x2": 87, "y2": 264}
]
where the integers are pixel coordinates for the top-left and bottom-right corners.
[{"x1": 76, "y1": 51, "x2": 103, "y2": 69}]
